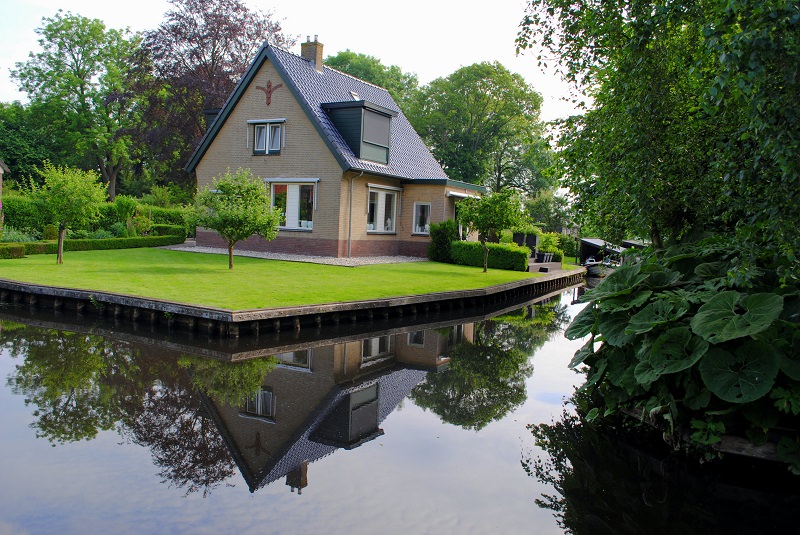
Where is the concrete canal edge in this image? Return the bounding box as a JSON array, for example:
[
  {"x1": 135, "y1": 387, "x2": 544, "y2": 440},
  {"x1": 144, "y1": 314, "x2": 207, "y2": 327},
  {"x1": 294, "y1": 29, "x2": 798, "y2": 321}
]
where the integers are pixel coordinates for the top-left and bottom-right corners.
[{"x1": 0, "y1": 268, "x2": 586, "y2": 339}]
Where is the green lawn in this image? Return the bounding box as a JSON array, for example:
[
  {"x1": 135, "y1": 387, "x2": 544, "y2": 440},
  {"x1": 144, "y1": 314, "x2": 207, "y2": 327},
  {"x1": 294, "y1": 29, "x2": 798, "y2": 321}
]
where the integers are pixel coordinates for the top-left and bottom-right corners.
[{"x1": 0, "y1": 248, "x2": 543, "y2": 310}]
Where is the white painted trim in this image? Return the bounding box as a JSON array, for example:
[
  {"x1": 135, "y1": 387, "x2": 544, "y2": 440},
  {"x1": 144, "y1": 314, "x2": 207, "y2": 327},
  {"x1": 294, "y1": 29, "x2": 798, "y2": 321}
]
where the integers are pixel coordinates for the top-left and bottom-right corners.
[
  {"x1": 367, "y1": 183, "x2": 403, "y2": 192},
  {"x1": 446, "y1": 191, "x2": 479, "y2": 199},
  {"x1": 246, "y1": 118, "x2": 287, "y2": 124}
]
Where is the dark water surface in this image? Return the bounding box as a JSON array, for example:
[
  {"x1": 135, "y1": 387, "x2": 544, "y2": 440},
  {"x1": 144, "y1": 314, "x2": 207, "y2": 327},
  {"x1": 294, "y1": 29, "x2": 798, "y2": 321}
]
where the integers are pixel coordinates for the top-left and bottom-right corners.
[{"x1": 1, "y1": 289, "x2": 797, "y2": 534}]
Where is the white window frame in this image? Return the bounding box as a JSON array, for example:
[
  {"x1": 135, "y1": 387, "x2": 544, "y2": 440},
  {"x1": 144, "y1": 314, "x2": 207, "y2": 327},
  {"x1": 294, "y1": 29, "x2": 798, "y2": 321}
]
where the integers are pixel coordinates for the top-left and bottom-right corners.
[
  {"x1": 266, "y1": 178, "x2": 319, "y2": 231},
  {"x1": 412, "y1": 202, "x2": 431, "y2": 235},
  {"x1": 240, "y1": 387, "x2": 276, "y2": 422},
  {"x1": 366, "y1": 184, "x2": 401, "y2": 233},
  {"x1": 248, "y1": 119, "x2": 285, "y2": 155}
]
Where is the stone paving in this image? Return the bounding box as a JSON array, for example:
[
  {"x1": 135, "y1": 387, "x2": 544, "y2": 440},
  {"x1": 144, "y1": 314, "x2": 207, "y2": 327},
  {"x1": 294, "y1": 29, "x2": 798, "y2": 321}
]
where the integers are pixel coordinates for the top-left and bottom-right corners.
[{"x1": 162, "y1": 240, "x2": 426, "y2": 267}]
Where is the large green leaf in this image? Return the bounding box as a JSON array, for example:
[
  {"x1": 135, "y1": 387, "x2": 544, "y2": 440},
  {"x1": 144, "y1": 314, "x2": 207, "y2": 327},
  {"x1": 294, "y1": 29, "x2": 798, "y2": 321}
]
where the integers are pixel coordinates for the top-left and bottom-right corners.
[
  {"x1": 690, "y1": 291, "x2": 783, "y2": 344},
  {"x1": 699, "y1": 342, "x2": 779, "y2": 403},
  {"x1": 565, "y1": 303, "x2": 597, "y2": 340},
  {"x1": 581, "y1": 263, "x2": 648, "y2": 301},
  {"x1": 626, "y1": 299, "x2": 688, "y2": 335},
  {"x1": 598, "y1": 290, "x2": 652, "y2": 313},
  {"x1": 569, "y1": 336, "x2": 595, "y2": 368},
  {"x1": 635, "y1": 327, "x2": 709, "y2": 385},
  {"x1": 597, "y1": 311, "x2": 635, "y2": 347}
]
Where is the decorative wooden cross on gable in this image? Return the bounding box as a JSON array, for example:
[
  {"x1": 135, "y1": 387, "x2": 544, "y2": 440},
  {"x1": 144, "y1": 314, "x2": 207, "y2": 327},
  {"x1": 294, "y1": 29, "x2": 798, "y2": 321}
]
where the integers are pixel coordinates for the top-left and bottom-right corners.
[{"x1": 256, "y1": 80, "x2": 283, "y2": 106}]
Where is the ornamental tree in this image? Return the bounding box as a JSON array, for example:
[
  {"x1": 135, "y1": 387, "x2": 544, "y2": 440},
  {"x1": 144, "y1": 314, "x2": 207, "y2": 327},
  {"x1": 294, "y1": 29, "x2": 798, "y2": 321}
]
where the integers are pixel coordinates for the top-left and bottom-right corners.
[
  {"x1": 456, "y1": 190, "x2": 526, "y2": 272},
  {"x1": 33, "y1": 163, "x2": 107, "y2": 264},
  {"x1": 194, "y1": 168, "x2": 281, "y2": 269}
]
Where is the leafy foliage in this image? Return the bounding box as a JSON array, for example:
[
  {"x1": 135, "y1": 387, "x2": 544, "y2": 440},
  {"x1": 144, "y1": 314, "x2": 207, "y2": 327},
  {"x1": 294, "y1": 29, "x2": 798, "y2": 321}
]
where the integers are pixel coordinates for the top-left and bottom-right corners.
[
  {"x1": 427, "y1": 219, "x2": 459, "y2": 263},
  {"x1": 568, "y1": 240, "x2": 800, "y2": 471},
  {"x1": 325, "y1": 49, "x2": 419, "y2": 111},
  {"x1": 193, "y1": 167, "x2": 281, "y2": 269},
  {"x1": 135, "y1": 0, "x2": 295, "y2": 192},
  {"x1": 12, "y1": 11, "x2": 143, "y2": 200},
  {"x1": 456, "y1": 190, "x2": 526, "y2": 272},
  {"x1": 407, "y1": 62, "x2": 548, "y2": 191},
  {"x1": 31, "y1": 163, "x2": 108, "y2": 263}
]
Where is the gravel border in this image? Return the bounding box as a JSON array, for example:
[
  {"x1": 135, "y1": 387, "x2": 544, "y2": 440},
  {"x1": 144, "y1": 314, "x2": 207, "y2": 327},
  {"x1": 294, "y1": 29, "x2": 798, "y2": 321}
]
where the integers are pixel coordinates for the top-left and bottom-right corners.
[{"x1": 162, "y1": 241, "x2": 427, "y2": 267}]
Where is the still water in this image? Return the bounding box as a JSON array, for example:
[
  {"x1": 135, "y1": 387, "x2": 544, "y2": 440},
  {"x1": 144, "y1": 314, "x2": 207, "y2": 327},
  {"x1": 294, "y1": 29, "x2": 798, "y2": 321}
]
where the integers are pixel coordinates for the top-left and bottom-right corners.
[{"x1": 1, "y1": 289, "x2": 797, "y2": 534}]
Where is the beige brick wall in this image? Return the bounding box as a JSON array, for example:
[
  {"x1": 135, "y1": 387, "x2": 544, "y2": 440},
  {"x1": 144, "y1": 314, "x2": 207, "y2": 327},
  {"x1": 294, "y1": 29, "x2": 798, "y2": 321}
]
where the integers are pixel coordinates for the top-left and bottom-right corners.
[{"x1": 196, "y1": 60, "x2": 344, "y2": 243}]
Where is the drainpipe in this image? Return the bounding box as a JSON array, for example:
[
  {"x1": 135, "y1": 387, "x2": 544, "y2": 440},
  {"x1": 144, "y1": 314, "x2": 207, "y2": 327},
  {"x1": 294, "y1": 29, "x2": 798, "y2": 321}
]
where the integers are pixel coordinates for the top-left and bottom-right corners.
[{"x1": 348, "y1": 171, "x2": 363, "y2": 258}]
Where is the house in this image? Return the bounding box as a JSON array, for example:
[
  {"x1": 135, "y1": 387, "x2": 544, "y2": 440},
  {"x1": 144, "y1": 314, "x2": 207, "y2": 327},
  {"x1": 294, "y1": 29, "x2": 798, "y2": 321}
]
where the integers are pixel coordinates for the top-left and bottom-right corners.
[
  {"x1": 185, "y1": 36, "x2": 483, "y2": 258},
  {"x1": 201, "y1": 324, "x2": 470, "y2": 492}
]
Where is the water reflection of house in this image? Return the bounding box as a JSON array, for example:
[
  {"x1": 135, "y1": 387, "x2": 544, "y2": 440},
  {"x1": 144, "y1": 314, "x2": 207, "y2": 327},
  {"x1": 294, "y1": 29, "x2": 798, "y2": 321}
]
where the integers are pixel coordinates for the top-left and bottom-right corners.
[{"x1": 203, "y1": 325, "x2": 472, "y2": 493}]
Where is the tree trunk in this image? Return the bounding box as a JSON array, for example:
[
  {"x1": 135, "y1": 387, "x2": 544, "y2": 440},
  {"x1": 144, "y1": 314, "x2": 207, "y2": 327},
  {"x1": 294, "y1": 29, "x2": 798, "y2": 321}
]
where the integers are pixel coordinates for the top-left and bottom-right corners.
[
  {"x1": 57, "y1": 226, "x2": 66, "y2": 264},
  {"x1": 228, "y1": 243, "x2": 234, "y2": 269},
  {"x1": 481, "y1": 238, "x2": 488, "y2": 273}
]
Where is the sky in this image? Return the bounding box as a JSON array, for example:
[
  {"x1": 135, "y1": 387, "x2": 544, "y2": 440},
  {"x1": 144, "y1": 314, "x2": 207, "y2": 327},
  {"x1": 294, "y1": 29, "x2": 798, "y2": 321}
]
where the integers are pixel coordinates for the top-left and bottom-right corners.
[{"x1": 0, "y1": 0, "x2": 580, "y2": 121}]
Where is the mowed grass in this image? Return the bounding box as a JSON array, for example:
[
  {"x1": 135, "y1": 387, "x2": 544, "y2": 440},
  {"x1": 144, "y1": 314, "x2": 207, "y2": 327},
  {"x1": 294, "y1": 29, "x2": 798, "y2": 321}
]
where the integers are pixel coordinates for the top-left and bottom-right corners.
[{"x1": 0, "y1": 248, "x2": 542, "y2": 310}]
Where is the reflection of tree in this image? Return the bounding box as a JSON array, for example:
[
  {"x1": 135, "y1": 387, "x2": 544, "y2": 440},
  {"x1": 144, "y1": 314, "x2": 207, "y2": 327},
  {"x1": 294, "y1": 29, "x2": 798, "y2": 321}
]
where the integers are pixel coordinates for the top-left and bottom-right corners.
[
  {"x1": 2, "y1": 321, "x2": 275, "y2": 496},
  {"x1": 5, "y1": 327, "x2": 130, "y2": 443},
  {"x1": 410, "y1": 300, "x2": 568, "y2": 430},
  {"x1": 524, "y1": 398, "x2": 800, "y2": 535},
  {"x1": 178, "y1": 354, "x2": 277, "y2": 406}
]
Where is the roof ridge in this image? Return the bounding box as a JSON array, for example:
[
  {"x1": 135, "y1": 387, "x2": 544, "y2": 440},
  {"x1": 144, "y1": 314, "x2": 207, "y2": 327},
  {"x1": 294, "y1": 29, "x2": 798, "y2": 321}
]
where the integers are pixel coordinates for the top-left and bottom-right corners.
[{"x1": 269, "y1": 43, "x2": 394, "y2": 96}]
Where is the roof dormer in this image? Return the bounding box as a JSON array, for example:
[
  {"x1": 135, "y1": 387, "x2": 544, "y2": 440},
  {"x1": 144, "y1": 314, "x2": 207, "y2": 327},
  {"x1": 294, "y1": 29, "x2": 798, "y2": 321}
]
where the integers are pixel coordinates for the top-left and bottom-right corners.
[{"x1": 322, "y1": 100, "x2": 398, "y2": 165}]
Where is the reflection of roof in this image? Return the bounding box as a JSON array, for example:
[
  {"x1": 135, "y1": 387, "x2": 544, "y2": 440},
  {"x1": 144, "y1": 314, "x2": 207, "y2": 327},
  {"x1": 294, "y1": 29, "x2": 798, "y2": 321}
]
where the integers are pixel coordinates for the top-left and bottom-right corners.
[
  {"x1": 581, "y1": 238, "x2": 623, "y2": 254},
  {"x1": 255, "y1": 366, "x2": 426, "y2": 490},
  {"x1": 186, "y1": 43, "x2": 449, "y2": 182},
  {"x1": 205, "y1": 365, "x2": 428, "y2": 492}
]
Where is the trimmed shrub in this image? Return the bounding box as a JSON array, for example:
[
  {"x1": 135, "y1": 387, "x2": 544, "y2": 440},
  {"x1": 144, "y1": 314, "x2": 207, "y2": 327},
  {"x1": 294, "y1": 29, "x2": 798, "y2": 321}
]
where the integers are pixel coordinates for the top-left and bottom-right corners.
[
  {"x1": 22, "y1": 235, "x2": 185, "y2": 255},
  {"x1": 450, "y1": 240, "x2": 530, "y2": 271},
  {"x1": 1, "y1": 195, "x2": 41, "y2": 232},
  {"x1": 428, "y1": 219, "x2": 459, "y2": 263},
  {"x1": 110, "y1": 221, "x2": 129, "y2": 237},
  {"x1": 151, "y1": 224, "x2": 187, "y2": 241},
  {"x1": 0, "y1": 243, "x2": 25, "y2": 259},
  {"x1": 42, "y1": 224, "x2": 58, "y2": 240},
  {"x1": 139, "y1": 204, "x2": 193, "y2": 237}
]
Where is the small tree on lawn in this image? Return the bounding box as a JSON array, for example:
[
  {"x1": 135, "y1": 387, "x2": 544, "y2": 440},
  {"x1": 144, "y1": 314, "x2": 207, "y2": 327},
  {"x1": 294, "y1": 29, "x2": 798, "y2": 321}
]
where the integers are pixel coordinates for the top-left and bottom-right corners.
[
  {"x1": 194, "y1": 168, "x2": 281, "y2": 269},
  {"x1": 34, "y1": 163, "x2": 107, "y2": 264},
  {"x1": 457, "y1": 190, "x2": 525, "y2": 272}
]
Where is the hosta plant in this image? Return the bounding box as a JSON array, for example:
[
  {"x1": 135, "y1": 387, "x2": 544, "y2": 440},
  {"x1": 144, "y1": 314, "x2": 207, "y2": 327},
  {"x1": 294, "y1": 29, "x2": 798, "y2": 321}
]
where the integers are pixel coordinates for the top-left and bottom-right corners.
[{"x1": 567, "y1": 237, "x2": 800, "y2": 472}]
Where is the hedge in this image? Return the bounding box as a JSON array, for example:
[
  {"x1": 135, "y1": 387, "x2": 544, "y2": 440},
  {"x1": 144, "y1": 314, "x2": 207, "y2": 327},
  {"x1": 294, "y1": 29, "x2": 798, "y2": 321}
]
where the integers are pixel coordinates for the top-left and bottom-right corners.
[
  {"x1": 138, "y1": 204, "x2": 193, "y2": 235},
  {"x1": 450, "y1": 241, "x2": 530, "y2": 271},
  {"x1": 151, "y1": 224, "x2": 187, "y2": 241},
  {"x1": 20, "y1": 235, "x2": 186, "y2": 256},
  {"x1": 0, "y1": 243, "x2": 26, "y2": 259},
  {"x1": 1, "y1": 195, "x2": 42, "y2": 232},
  {"x1": 428, "y1": 220, "x2": 459, "y2": 263}
]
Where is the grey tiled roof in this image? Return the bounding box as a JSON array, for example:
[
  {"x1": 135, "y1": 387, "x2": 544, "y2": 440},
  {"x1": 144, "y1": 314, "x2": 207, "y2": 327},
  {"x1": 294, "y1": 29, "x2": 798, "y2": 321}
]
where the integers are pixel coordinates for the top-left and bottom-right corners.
[{"x1": 187, "y1": 43, "x2": 449, "y2": 181}]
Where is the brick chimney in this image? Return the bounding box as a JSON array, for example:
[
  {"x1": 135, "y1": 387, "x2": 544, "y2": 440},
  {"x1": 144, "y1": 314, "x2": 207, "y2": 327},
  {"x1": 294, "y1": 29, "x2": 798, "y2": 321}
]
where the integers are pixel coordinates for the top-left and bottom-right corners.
[{"x1": 300, "y1": 35, "x2": 323, "y2": 72}]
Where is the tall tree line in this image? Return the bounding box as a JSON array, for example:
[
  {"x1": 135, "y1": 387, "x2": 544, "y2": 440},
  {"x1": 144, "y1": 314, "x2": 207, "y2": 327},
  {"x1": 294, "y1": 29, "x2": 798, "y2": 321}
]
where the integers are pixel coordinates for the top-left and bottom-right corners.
[{"x1": 4, "y1": 0, "x2": 294, "y2": 201}]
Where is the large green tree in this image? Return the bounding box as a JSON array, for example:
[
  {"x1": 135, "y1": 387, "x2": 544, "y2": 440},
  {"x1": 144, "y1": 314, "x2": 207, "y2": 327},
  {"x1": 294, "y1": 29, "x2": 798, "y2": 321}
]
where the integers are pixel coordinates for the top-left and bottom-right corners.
[
  {"x1": 325, "y1": 50, "x2": 419, "y2": 111},
  {"x1": 12, "y1": 11, "x2": 142, "y2": 200},
  {"x1": 408, "y1": 62, "x2": 546, "y2": 189},
  {"x1": 194, "y1": 168, "x2": 281, "y2": 269},
  {"x1": 0, "y1": 102, "x2": 59, "y2": 182},
  {"x1": 518, "y1": 0, "x2": 800, "y2": 268}
]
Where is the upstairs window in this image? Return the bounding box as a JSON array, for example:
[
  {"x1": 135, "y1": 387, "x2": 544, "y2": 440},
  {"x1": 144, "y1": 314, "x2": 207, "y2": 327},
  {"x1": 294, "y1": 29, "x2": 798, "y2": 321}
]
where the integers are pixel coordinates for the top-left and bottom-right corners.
[
  {"x1": 250, "y1": 120, "x2": 284, "y2": 155},
  {"x1": 363, "y1": 110, "x2": 390, "y2": 148}
]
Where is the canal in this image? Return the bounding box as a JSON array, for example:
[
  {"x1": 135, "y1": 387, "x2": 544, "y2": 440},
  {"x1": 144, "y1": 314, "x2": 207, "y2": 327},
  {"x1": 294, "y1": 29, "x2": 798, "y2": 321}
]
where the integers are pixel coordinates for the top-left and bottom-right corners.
[{"x1": 0, "y1": 288, "x2": 797, "y2": 534}]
